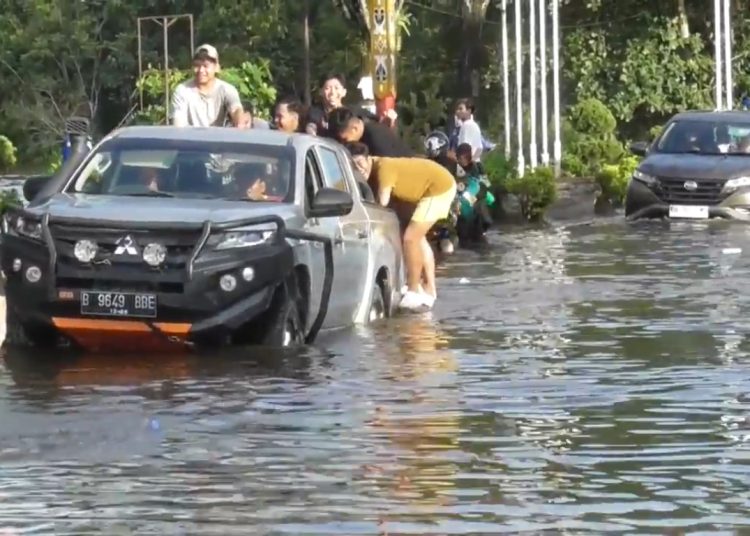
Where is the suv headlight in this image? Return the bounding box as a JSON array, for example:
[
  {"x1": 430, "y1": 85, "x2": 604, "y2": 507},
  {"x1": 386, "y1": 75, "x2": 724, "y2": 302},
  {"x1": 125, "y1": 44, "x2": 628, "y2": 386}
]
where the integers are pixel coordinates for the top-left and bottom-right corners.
[
  {"x1": 633, "y1": 169, "x2": 657, "y2": 186},
  {"x1": 723, "y1": 176, "x2": 750, "y2": 192},
  {"x1": 3, "y1": 213, "x2": 42, "y2": 240},
  {"x1": 214, "y1": 224, "x2": 277, "y2": 250}
]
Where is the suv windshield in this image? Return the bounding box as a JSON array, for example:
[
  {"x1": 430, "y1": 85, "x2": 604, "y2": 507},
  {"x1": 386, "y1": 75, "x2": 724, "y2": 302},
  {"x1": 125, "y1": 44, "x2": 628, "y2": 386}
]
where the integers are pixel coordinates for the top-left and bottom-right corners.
[
  {"x1": 656, "y1": 119, "x2": 750, "y2": 155},
  {"x1": 67, "y1": 138, "x2": 295, "y2": 202}
]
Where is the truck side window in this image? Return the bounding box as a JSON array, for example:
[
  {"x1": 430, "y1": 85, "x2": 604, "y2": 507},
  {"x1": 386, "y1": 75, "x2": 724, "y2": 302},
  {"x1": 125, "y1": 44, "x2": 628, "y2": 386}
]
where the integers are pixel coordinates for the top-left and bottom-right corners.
[
  {"x1": 305, "y1": 151, "x2": 323, "y2": 210},
  {"x1": 317, "y1": 147, "x2": 349, "y2": 192}
]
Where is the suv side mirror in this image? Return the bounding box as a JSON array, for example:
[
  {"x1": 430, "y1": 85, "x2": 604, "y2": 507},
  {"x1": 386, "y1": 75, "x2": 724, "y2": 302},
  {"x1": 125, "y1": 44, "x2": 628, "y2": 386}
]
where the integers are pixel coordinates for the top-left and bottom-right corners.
[
  {"x1": 23, "y1": 175, "x2": 51, "y2": 203},
  {"x1": 629, "y1": 141, "x2": 650, "y2": 156},
  {"x1": 309, "y1": 187, "x2": 353, "y2": 218}
]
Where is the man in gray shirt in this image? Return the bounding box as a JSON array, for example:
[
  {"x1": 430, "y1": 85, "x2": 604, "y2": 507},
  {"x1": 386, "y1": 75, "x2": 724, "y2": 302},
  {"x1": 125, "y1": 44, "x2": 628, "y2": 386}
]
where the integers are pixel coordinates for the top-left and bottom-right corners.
[{"x1": 171, "y1": 44, "x2": 243, "y2": 127}]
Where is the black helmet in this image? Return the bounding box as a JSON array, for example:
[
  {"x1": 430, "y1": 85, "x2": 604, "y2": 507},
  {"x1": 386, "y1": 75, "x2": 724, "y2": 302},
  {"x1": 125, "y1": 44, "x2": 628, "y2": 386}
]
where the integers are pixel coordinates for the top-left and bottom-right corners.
[{"x1": 424, "y1": 130, "x2": 450, "y2": 157}]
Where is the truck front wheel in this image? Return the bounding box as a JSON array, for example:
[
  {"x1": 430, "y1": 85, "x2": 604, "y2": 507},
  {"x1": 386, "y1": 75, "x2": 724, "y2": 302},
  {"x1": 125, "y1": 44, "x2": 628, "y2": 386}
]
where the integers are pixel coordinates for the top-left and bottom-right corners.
[{"x1": 261, "y1": 281, "x2": 305, "y2": 347}]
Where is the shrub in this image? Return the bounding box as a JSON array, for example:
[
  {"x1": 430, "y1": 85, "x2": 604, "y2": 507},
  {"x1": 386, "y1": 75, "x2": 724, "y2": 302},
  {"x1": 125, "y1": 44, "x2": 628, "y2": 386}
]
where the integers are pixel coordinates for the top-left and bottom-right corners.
[
  {"x1": 563, "y1": 98, "x2": 623, "y2": 177},
  {"x1": 483, "y1": 149, "x2": 516, "y2": 187},
  {"x1": 595, "y1": 155, "x2": 640, "y2": 206},
  {"x1": 0, "y1": 135, "x2": 17, "y2": 172},
  {"x1": 561, "y1": 153, "x2": 586, "y2": 177},
  {"x1": 504, "y1": 166, "x2": 557, "y2": 221},
  {"x1": 568, "y1": 98, "x2": 617, "y2": 136}
]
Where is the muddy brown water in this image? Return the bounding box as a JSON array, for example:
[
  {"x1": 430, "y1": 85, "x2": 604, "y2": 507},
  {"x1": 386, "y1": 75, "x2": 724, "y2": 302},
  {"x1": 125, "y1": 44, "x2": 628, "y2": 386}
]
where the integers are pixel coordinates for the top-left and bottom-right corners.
[{"x1": 2, "y1": 217, "x2": 750, "y2": 534}]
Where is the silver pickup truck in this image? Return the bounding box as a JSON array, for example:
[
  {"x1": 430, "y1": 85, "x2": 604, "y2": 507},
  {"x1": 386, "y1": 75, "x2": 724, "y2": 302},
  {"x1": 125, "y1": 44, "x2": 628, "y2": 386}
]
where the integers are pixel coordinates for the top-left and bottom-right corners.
[{"x1": 1, "y1": 126, "x2": 404, "y2": 350}]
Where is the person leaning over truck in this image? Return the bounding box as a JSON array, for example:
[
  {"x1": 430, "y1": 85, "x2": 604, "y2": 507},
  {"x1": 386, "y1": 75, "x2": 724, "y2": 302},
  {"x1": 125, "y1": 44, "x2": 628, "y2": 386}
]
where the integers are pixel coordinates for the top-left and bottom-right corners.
[
  {"x1": 171, "y1": 44, "x2": 244, "y2": 128},
  {"x1": 347, "y1": 142, "x2": 457, "y2": 311}
]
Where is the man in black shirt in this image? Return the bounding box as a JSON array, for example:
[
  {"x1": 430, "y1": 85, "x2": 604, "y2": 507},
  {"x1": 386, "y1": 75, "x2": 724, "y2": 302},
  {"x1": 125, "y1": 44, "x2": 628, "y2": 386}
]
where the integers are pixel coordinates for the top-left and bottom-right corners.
[
  {"x1": 329, "y1": 107, "x2": 414, "y2": 157},
  {"x1": 305, "y1": 74, "x2": 379, "y2": 138}
]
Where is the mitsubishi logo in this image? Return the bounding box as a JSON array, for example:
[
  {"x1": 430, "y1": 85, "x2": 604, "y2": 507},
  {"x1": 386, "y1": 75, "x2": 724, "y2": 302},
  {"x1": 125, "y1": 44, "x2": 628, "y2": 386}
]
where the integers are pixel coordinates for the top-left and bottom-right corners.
[
  {"x1": 684, "y1": 180, "x2": 698, "y2": 191},
  {"x1": 114, "y1": 235, "x2": 139, "y2": 255}
]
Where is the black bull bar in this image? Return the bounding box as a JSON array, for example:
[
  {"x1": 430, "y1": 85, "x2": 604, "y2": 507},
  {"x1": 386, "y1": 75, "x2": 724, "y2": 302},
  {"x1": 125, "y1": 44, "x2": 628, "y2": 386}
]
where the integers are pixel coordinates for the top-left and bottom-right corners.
[{"x1": 6, "y1": 210, "x2": 334, "y2": 344}]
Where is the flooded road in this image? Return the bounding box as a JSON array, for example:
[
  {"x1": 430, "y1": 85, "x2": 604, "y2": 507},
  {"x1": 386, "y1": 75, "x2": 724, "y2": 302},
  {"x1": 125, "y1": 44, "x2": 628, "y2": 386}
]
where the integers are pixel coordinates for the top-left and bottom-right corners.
[{"x1": 3, "y1": 218, "x2": 750, "y2": 534}]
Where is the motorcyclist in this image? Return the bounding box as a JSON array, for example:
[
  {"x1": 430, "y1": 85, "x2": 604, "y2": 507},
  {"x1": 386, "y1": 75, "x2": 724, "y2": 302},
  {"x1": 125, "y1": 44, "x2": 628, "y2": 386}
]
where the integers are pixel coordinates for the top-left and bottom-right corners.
[{"x1": 423, "y1": 130, "x2": 459, "y2": 254}]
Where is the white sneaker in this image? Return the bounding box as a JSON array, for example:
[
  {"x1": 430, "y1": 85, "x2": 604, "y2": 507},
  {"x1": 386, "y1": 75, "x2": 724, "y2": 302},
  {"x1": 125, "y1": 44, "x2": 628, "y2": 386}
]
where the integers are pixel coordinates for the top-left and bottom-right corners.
[
  {"x1": 399, "y1": 290, "x2": 429, "y2": 311},
  {"x1": 401, "y1": 284, "x2": 425, "y2": 295},
  {"x1": 420, "y1": 292, "x2": 436, "y2": 309}
]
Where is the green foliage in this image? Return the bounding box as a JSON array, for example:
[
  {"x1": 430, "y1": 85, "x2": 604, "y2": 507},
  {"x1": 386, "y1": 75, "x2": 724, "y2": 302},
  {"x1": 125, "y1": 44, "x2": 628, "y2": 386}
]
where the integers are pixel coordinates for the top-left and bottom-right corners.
[
  {"x1": 564, "y1": 98, "x2": 623, "y2": 177},
  {"x1": 483, "y1": 150, "x2": 515, "y2": 188},
  {"x1": 595, "y1": 155, "x2": 640, "y2": 206},
  {"x1": 0, "y1": 189, "x2": 22, "y2": 214},
  {"x1": 568, "y1": 98, "x2": 617, "y2": 136},
  {"x1": 648, "y1": 124, "x2": 664, "y2": 141},
  {"x1": 563, "y1": 15, "x2": 714, "y2": 128},
  {"x1": 0, "y1": 135, "x2": 17, "y2": 172},
  {"x1": 133, "y1": 61, "x2": 277, "y2": 125},
  {"x1": 503, "y1": 167, "x2": 558, "y2": 222},
  {"x1": 561, "y1": 153, "x2": 586, "y2": 178}
]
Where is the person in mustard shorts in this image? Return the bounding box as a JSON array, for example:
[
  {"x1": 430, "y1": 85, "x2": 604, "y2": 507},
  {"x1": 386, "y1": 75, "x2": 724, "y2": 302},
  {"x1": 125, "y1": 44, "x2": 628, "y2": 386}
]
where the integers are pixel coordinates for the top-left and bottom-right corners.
[{"x1": 347, "y1": 142, "x2": 457, "y2": 310}]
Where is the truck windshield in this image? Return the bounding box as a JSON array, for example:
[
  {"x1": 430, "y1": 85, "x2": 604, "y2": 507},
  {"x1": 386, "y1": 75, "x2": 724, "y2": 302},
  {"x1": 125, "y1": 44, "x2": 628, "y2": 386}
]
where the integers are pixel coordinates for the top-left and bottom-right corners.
[
  {"x1": 67, "y1": 138, "x2": 295, "y2": 202},
  {"x1": 656, "y1": 119, "x2": 750, "y2": 155}
]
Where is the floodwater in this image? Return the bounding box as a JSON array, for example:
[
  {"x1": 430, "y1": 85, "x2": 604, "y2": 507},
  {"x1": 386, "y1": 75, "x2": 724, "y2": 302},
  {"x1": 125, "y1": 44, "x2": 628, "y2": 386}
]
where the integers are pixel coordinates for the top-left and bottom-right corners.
[{"x1": 2, "y1": 218, "x2": 750, "y2": 534}]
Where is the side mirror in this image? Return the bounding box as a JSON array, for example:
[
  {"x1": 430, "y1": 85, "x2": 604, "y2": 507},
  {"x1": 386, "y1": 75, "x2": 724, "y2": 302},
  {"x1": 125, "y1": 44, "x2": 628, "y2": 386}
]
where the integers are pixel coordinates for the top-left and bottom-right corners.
[
  {"x1": 629, "y1": 141, "x2": 650, "y2": 157},
  {"x1": 23, "y1": 175, "x2": 51, "y2": 203},
  {"x1": 309, "y1": 187, "x2": 353, "y2": 218}
]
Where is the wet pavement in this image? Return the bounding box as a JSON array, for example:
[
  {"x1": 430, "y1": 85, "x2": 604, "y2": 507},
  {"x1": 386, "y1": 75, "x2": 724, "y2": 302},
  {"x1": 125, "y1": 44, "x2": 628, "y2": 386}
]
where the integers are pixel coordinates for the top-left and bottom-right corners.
[{"x1": 2, "y1": 217, "x2": 750, "y2": 534}]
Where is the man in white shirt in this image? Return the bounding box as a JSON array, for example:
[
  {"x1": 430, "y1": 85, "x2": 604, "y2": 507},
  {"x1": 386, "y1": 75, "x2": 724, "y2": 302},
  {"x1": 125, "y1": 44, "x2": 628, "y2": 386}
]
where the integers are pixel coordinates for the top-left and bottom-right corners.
[
  {"x1": 171, "y1": 44, "x2": 243, "y2": 128},
  {"x1": 455, "y1": 98, "x2": 484, "y2": 162}
]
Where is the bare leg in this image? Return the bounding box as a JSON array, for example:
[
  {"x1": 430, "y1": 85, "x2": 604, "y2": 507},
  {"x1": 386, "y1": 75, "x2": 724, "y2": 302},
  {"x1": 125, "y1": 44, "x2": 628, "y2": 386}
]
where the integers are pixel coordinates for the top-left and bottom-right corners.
[
  {"x1": 403, "y1": 221, "x2": 433, "y2": 292},
  {"x1": 421, "y1": 237, "x2": 436, "y2": 298}
]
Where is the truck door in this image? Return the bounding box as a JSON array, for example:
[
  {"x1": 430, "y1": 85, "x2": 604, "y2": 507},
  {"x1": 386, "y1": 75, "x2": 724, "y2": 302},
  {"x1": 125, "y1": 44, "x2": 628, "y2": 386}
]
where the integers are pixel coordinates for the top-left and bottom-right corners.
[{"x1": 304, "y1": 146, "x2": 371, "y2": 327}]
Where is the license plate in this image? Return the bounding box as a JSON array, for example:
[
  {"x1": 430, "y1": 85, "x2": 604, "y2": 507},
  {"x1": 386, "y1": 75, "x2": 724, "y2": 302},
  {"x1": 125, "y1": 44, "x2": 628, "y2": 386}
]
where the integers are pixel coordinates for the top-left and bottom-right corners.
[
  {"x1": 668, "y1": 205, "x2": 709, "y2": 219},
  {"x1": 80, "y1": 291, "x2": 157, "y2": 318}
]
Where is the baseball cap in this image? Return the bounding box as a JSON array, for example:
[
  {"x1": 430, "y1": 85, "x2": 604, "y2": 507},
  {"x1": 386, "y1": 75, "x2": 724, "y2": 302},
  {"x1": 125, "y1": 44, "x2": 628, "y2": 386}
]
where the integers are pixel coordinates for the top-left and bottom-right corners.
[{"x1": 193, "y1": 44, "x2": 219, "y2": 62}]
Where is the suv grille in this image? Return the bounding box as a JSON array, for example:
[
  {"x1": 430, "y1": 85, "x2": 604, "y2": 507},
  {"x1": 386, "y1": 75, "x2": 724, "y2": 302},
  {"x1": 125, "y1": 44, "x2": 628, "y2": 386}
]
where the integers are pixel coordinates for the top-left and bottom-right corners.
[{"x1": 656, "y1": 177, "x2": 726, "y2": 205}]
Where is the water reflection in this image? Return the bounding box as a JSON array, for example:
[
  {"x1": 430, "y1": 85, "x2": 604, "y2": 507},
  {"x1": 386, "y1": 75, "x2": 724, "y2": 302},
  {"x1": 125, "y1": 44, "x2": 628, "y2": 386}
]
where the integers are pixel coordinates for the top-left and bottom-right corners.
[{"x1": 2, "y1": 220, "x2": 750, "y2": 533}]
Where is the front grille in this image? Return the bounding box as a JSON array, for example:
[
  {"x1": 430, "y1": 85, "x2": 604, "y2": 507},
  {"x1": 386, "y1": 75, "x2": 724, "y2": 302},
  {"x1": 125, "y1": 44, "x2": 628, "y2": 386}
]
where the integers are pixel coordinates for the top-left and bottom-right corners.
[
  {"x1": 656, "y1": 177, "x2": 726, "y2": 205},
  {"x1": 48, "y1": 224, "x2": 203, "y2": 292}
]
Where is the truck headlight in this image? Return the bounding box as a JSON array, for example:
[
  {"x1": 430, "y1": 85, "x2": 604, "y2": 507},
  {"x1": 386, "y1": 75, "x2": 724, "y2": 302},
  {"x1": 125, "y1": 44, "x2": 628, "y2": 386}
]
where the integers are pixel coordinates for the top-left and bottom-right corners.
[
  {"x1": 723, "y1": 176, "x2": 750, "y2": 193},
  {"x1": 215, "y1": 225, "x2": 277, "y2": 251},
  {"x1": 3, "y1": 214, "x2": 42, "y2": 240},
  {"x1": 633, "y1": 169, "x2": 657, "y2": 186}
]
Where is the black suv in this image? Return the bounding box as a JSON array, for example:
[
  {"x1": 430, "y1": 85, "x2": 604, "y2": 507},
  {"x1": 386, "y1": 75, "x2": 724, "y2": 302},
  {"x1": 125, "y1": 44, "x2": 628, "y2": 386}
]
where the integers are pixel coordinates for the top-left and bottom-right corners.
[{"x1": 626, "y1": 111, "x2": 750, "y2": 221}]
